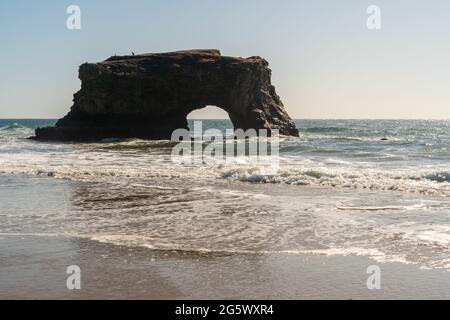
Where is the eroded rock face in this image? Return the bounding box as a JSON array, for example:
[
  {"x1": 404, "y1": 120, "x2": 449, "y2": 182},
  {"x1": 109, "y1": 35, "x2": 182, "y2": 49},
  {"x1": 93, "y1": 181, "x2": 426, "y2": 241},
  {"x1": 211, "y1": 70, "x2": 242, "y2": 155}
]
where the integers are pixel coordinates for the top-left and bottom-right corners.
[{"x1": 35, "y1": 49, "x2": 299, "y2": 141}]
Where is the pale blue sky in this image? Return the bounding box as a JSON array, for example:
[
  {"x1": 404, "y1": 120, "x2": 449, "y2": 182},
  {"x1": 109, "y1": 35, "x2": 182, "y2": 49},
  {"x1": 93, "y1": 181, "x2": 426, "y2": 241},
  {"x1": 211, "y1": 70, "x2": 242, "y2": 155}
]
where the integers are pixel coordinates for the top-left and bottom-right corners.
[{"x1": 0, "y1": 0, "x2": 449, "y2": 119}]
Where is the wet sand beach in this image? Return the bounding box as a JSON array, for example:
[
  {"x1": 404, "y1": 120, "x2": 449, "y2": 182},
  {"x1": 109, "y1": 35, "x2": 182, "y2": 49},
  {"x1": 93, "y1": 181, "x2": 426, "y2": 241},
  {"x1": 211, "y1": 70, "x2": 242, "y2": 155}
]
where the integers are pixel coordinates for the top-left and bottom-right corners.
[{"x1": 1, "y1": 234, "x2": 450, "y2": 300}]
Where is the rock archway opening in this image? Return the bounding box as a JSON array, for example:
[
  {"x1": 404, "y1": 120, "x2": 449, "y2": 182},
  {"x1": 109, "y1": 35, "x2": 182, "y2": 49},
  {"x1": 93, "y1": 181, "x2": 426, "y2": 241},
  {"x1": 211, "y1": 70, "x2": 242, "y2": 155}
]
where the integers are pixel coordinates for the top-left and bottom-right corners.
[{"x1": 187, "y1": 106, "x2": 234, "y2": 135}]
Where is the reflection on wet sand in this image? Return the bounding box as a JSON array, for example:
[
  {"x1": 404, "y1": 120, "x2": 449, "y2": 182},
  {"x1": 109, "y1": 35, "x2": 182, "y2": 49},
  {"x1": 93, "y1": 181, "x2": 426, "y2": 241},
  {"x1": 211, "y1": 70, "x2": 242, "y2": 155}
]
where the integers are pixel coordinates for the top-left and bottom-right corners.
[{"x1": 68, "y1": 181, "x2": 286, "y2": 254}]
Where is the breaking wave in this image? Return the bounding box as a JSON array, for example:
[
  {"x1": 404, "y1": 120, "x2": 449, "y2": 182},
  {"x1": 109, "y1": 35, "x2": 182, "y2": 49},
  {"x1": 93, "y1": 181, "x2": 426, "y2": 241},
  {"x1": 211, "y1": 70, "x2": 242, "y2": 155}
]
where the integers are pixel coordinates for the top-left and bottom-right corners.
[
  {"x1": 425, "y1": 171, "x2": 450, "y2": 183},
  {"x1": 220, "y1": 166, "x2": 450, "y2": 196},
  {"x1": 0, "y1": 123, "x2": 27, "y2": 130}
]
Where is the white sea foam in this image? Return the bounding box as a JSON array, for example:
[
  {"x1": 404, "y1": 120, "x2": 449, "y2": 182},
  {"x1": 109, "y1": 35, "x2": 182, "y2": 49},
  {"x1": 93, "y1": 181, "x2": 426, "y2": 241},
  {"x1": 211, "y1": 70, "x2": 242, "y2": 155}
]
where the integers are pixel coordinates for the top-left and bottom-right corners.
[
  {"x1": 219, "y1": 162, "x2": 450, "y2": 196},
  {"x1": 0, "y1": 232, "x2": 433, "y2": 268},
  {"x1": 336, "y1": 206, "x2": 408, "y2": 211},
  {"x1": 1, "y1": 147, "x2": 450, "y2": 197}
]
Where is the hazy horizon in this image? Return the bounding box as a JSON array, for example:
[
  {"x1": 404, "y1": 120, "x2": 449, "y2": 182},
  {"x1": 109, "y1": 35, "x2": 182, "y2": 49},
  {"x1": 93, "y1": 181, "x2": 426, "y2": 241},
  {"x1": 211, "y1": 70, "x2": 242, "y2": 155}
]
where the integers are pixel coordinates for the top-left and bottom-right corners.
[
  {"x1": 2, "y1": 116, "x2": 450, "y2": 120},
  {"x1": 1, "y1": 0, "x2": 450, "y2": 119}
]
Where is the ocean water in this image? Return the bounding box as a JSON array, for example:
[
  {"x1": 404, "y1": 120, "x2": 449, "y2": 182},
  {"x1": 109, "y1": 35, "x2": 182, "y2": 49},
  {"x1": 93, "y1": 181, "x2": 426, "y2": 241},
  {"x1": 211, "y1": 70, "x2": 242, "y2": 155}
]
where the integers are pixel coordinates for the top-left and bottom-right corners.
[{"x1": 1, "y1": 119, "x2": 450, "y2": 271}]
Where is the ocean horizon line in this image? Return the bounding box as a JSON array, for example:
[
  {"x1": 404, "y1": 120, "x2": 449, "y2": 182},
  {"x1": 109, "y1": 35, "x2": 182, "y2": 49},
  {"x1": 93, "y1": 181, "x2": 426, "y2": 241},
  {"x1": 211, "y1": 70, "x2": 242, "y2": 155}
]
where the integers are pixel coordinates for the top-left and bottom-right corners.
[{"x1": 1, "y1": 117, "x2": 450, "y2": 121}]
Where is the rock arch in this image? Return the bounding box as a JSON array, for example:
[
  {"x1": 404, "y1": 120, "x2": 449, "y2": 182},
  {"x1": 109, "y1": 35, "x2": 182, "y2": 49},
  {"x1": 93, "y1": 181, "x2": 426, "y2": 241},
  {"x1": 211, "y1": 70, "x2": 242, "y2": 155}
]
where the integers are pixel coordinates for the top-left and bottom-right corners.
[{"x1": 35, "y1": 49, "x2": 299, "y2": 141}]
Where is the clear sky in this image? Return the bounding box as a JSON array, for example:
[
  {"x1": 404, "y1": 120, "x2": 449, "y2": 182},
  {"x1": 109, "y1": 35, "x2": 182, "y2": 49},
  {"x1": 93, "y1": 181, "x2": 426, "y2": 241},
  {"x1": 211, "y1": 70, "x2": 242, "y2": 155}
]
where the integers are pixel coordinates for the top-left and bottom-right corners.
[{"x1": 1, "y1": 0, "x2": 449, "y2": 119}]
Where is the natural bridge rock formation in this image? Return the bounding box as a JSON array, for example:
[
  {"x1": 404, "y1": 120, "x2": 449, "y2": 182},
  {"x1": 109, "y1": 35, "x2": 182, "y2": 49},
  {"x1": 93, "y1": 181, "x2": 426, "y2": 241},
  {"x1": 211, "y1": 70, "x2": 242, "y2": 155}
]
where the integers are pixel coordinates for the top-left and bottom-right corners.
[{"x1": 35, "y1": 49, "x2": 299, "y2": 141}]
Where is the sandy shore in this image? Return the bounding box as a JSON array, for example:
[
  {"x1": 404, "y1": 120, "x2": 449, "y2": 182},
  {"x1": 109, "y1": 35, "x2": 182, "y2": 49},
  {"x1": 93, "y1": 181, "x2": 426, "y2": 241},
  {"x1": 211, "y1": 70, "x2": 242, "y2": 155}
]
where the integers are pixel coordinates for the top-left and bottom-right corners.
[{"x1": 1, "y1": 234, "x2": 449, "y2": 300}]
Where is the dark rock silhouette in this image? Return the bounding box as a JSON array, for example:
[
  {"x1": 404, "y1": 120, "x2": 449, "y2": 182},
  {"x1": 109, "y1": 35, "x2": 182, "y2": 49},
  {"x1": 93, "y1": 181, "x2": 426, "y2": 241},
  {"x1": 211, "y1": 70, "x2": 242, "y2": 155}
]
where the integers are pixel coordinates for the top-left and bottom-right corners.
[{"x1": 34, "y1": 49, "x2": 299, "y2": 141}]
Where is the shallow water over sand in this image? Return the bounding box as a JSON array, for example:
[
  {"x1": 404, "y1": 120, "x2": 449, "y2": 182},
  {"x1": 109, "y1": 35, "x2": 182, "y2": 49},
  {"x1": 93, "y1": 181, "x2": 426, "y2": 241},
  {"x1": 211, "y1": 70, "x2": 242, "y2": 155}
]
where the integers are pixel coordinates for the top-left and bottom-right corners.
[{"x1": 1, "y1": 173, "x2": 450, "y2": 272}]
